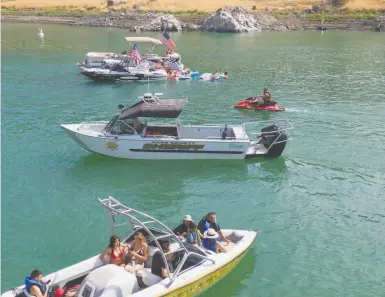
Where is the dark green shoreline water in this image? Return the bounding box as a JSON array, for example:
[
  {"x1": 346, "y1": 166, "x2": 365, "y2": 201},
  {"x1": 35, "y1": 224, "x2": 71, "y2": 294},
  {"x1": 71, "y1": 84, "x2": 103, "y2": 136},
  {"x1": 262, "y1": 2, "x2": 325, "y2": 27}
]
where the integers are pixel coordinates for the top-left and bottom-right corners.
[{"x1": 2, "y1": 23, "x2": 385, "y2": 296}]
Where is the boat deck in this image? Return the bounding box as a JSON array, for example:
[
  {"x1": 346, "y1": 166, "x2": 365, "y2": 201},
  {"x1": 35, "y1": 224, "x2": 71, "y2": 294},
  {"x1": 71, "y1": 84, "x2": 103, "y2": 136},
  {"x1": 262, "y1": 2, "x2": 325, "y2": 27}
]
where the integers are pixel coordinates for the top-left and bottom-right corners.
[{"x1": 245, "y1": 141, "x2": 268, "y2": 158}]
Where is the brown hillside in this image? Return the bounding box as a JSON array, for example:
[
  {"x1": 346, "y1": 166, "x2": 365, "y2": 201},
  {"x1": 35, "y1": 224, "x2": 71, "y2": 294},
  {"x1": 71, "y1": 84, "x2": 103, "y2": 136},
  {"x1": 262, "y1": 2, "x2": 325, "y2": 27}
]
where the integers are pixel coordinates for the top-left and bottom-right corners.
[{"x1": 1, "y1": 0, "x2": 385, "y2": 11}]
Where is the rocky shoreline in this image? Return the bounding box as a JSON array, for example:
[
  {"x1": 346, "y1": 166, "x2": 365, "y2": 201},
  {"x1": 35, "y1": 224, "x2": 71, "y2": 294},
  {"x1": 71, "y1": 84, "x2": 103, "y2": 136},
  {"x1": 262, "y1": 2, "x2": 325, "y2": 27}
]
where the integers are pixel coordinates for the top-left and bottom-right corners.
[{"x1": 2, "y1": 6, "x2": 384, "y2": 32}]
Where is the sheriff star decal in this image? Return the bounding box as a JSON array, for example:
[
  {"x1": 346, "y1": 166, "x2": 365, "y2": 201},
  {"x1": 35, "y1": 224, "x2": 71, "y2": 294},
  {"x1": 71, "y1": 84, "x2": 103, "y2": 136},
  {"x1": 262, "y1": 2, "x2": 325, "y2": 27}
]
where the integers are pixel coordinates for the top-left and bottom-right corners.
[{"x1": 106, "y1": 140, "x2": 119, "y2": 151}]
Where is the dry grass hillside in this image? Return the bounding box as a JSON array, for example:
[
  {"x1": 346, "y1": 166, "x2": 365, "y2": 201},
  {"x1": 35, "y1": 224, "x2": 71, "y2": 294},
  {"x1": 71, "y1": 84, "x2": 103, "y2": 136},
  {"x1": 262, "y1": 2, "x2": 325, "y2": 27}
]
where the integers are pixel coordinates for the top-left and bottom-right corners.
[{"x1": 1, "y1": 0, "x2": 385, "y2": 11}]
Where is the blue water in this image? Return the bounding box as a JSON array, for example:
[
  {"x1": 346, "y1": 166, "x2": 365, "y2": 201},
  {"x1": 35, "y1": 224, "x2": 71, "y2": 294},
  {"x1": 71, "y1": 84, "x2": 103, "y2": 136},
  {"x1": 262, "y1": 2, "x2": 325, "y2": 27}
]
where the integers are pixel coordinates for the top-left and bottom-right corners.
[{"x1": 2, "y1": 23, "x2": 385, "y2": 297}]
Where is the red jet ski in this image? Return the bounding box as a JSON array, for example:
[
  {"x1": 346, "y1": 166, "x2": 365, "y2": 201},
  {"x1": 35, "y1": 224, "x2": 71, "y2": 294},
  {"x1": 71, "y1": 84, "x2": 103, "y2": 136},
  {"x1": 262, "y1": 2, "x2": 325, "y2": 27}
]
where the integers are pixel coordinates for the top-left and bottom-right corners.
[{"x1": 234, "y1": 97, "x2": 285, "y2": 112}]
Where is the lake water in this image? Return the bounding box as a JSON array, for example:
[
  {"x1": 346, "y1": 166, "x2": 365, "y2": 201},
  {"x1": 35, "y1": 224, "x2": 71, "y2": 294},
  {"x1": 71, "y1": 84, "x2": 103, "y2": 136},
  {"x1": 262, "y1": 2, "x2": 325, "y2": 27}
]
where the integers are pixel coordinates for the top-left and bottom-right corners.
[{"x1": 2, "y1": 23, "x2": 385, "y2": 296}]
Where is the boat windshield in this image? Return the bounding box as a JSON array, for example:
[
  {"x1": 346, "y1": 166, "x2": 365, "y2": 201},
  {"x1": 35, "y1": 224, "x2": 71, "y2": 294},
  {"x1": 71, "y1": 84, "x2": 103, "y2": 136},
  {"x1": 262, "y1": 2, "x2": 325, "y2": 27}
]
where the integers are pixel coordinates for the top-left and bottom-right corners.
[{"x1": 104, "y1": 114, "x2": 119, "y2": 133}]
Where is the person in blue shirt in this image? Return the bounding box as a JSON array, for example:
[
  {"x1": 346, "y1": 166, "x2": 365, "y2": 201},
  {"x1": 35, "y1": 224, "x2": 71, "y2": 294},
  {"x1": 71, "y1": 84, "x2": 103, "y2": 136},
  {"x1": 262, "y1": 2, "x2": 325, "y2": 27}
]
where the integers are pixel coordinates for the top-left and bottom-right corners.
[
  {"x1": 198, "y1": 212, "x2": 231, "y2": 244},
  {"x1": 202, "y1": 228, "x2": 229, "y2": 253}
]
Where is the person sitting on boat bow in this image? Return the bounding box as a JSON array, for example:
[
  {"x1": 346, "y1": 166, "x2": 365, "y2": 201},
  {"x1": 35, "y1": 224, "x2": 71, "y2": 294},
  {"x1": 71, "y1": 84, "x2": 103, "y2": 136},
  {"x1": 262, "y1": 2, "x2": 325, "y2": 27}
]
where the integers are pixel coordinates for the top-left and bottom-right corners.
[
  {"x1": 24, "y1": 270, "x2": 50, "y2": 297},
  {"x1": 125, "y1": 231, "x2": 148, "y2": 273},
  {"x1": 173, "y1": 215, "x2": 193, "y2": 239},
  {"x1": 198, "y1": 212, "x2": 231, "y2": 244},
  {"x1": 99, "y1": 235, "x2": 129, "y2": 267},
  {"x1": 203, "y1": 228, "x2": 229, "y2": 253}
]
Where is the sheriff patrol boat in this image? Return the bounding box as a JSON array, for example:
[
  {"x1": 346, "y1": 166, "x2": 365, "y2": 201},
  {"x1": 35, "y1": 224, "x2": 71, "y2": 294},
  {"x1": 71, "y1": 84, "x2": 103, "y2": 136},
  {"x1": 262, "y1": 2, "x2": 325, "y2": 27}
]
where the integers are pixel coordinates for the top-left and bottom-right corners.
[{"x1": 60, "y1": 93, "x2": 293, "y2": 160}]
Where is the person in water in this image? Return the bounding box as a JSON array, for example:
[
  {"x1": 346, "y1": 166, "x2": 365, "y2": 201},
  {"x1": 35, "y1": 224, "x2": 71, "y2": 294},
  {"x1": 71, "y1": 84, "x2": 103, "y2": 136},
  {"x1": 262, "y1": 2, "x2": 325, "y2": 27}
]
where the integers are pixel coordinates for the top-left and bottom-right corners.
[
  {"x1": 211, "y1": 71, "x2": 219, "y2": 79},
  {"x1": 198, "y1": 212, "x2": 231, "y2": 244},
  {"x1": 185, "y1": 221, "x2": 203, "y2": 247},
  {"x1": 222, "y1": 72, "x2": 228, "y2": 79},
  {"x1": 203, "y1": 228, "x2": 229, "y2": 253},
  {"x1": 124, "y1": 231, "x2": 148, "y2": 273},
  {"x1": 24, "y1": 270, "x2": 50, "y2": 297},
  {"x1": 99, "y1": 235, "x2": 128, "y2": 267}
]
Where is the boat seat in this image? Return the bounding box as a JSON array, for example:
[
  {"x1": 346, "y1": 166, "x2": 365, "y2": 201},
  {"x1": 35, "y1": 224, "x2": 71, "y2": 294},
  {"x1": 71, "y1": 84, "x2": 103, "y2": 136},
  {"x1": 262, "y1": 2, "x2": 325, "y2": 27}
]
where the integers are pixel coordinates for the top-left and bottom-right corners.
[
  {"x1": 144, "y1": 246, "x2": 161, "y2": 268},
  {"x1": 141, "y1": 268, "x2": 163, "y2": 287},
  {"x1": 133, "y1": 118, "x2": 146, "y2": 134}
]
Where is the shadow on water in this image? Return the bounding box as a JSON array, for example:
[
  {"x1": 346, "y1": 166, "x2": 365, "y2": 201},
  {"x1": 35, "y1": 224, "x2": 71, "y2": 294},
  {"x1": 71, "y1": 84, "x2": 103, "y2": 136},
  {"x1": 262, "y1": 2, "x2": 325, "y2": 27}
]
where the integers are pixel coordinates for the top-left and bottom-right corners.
[
  {"x1": 69, "y1": 153, "x2": 288, "y2": 184},
  {"x1": 200, "y1": 246, "x2": 257, "y2": 297}
]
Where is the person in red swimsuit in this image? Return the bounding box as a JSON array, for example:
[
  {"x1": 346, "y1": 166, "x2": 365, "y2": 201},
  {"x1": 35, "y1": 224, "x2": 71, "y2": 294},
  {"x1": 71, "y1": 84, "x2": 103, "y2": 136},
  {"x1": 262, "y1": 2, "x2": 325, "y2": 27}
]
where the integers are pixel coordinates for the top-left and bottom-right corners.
[{"x1": 99, "y1": 235, "x2": 129, "y2": 267}]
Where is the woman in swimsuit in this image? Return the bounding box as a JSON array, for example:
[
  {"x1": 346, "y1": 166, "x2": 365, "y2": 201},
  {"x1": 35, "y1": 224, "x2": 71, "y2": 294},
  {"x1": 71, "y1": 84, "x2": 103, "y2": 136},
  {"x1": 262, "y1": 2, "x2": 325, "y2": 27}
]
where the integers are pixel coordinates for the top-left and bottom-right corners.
[
  {"x1": 99, "y1": 235, "x2": 128, "y2": 267},
  {"x1": 125, "y1": 231, "x2": 148, "y2": 273}
]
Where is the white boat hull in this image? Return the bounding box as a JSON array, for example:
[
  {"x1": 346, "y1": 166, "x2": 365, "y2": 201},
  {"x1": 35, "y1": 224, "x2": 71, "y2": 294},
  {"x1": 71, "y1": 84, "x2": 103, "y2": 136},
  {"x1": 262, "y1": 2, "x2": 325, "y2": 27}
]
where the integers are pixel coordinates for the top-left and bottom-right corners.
[
  {"x1": 1, "y1": 230, "x2": 256, "y2": 297},
  {"x1": 61, "y1": 124, "x2": 250, "y2": 160}
]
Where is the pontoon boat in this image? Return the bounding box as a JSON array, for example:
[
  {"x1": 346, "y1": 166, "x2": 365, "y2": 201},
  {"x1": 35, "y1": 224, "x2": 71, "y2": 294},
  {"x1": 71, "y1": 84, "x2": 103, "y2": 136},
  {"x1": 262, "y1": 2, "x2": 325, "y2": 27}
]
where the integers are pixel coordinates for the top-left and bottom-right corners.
[
  {"x1": 61, "y1": 93, "x2": 293, "y2": 160},
  {"x1": 1, "y1": 196, "x2": 257, "y2": 297},
  {"x1": 77, "y1": 37, "x2": 183, "y2": 71},
  {"x1": 79, "y1": 60, "x2": 167, "y2": 81}
]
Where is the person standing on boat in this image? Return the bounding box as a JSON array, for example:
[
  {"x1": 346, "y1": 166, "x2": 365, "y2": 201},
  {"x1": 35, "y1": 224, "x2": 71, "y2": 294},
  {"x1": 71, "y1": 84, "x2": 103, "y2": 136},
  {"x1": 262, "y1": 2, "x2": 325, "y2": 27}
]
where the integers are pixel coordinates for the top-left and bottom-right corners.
[
  {"x1": 24, "y1": 270, "x2": 50, "y2": 297},
  {"x1": 173, "y1": 215, "x2": 193, "y2": 238},
  {"x1": 198, "y1": 212, "x2": 230, "y2": 244}
]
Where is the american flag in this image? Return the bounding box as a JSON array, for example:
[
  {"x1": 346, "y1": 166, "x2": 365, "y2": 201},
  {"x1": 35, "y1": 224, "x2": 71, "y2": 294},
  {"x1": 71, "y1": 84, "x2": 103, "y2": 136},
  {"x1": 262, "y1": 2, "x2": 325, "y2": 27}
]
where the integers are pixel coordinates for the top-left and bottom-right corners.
[
  {"x1": 128, "y1": 43, "x2": 141, "y2": 65},
  {"x1": 164, "y1": 58, "x2": 180, "y2": 70},
  {"x1": 160, "y1": 31, "x2": 176, "y2": 53}
]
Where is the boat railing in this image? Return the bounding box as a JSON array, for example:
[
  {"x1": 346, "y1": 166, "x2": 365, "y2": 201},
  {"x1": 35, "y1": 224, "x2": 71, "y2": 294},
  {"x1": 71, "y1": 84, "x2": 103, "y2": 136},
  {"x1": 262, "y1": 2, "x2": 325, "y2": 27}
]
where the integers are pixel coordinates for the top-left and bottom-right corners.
[
  {"x1": 98, "y1": 196, "x2": 215, "y2": 287},
  {"x1": 245, "y1": 120, "x2": 294, "y2": 150},
  {"x1": 80, "y1": 121, "x2": 109, "y2": 125}
]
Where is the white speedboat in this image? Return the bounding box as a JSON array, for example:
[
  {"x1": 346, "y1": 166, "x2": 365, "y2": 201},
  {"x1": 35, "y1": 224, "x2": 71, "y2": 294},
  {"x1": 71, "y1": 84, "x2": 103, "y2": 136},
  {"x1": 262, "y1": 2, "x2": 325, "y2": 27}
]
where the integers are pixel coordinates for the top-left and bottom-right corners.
[
  {"x1": 61, "y1": 93, "x2": 293, "y2": 160},
  {"x1": 1, "y1": 196, "x2": 257, "y2": 297}
]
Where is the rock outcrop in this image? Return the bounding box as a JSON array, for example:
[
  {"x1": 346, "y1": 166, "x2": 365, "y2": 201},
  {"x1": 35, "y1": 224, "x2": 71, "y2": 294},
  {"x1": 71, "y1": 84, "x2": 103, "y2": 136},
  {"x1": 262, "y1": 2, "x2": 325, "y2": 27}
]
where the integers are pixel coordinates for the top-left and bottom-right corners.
[
  {"x1": 253, "y1": 13, "x2": 289, "y2": 31},
  {"x1": 139, "y1": 14, "x2": 182, "y2": 31},
  {"x1": 201, "y1": 6, "x2": 262, "y2": 33}
]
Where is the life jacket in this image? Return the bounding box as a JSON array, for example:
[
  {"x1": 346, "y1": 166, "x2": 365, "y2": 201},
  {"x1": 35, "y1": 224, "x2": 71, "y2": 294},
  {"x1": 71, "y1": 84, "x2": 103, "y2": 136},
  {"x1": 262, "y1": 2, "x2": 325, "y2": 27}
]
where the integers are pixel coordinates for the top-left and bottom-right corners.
[
  {"x1": 185, "y1": 231, "x2": 197, "y2": 243},
  {"x1": 200, "y1": 218, "x2": 211, "y2": 234},
  {"x1": 203, "y1": 238, "x2": 217, "y2": 252},
  {"x1": 264, "y1": 92, "x2": 271, "y2": 101},
  {"x1": 24, "y1": 277, "x2": 46, "y2": 295}
]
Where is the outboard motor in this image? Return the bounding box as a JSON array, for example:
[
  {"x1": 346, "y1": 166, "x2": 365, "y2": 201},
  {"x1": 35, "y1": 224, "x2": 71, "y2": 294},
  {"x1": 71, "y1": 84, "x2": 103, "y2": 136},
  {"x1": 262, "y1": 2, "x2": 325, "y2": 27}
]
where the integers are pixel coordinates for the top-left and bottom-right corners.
[{"x1": 260, "y1": 124, "x2": 288, "y2": 157}]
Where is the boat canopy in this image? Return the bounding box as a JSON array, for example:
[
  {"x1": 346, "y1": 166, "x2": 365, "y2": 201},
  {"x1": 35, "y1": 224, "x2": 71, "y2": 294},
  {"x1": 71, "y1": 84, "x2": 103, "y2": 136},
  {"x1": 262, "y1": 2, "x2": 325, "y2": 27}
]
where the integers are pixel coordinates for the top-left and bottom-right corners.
[
  {"x1": 118, "y1": 96, "x2": 187, "y2": 120},
  {"x1": 125, "y1": 37, "x2": 163, "y2": 46}
]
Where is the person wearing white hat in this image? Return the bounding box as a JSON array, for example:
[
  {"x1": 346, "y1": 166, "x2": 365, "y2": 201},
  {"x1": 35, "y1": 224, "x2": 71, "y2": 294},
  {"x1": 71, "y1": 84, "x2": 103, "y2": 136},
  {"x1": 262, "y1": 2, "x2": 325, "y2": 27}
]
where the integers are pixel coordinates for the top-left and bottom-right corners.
[
  {"x1": 202, "y1": 228, "x2": 229, "y2": 253},
  {"x1": 173, "y1": 215, "x2": 193, "y2": 237}
]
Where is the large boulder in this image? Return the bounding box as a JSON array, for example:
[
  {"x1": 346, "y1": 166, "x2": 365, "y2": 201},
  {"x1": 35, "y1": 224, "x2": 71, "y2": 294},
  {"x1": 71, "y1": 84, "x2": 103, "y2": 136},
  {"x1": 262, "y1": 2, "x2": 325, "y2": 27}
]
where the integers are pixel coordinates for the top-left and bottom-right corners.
[
  {"x1": 140, "y1": 14, "x2": 182, "y2": 31},
  {"x1": 201, "y1": 6, "x2": 261, "y2": 33}
]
